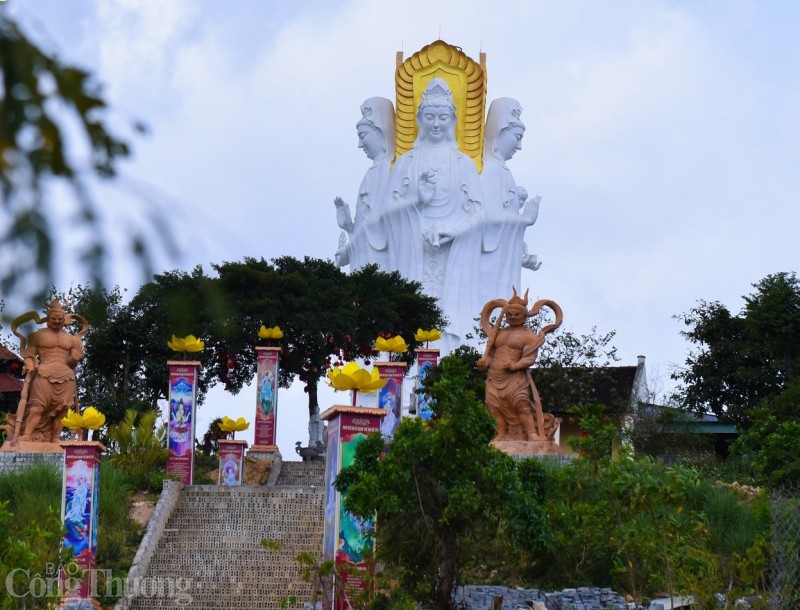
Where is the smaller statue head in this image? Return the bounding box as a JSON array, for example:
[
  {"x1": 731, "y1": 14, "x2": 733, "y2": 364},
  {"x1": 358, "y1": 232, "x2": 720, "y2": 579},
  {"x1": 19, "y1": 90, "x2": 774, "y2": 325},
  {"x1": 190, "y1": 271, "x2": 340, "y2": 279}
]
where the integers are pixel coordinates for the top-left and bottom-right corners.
[
  {"x1": 45, "y1": 300, "x2": 66, "y2": 330},
  {"x1": 506, "y1": 287, "x2": 530, "y2": 326},
  {"x1": 414, "y1": 78, "x2": 457, "y2": 149},
  {"x1": 484, "y1": 98, "x2": 525, "y2": 162},
  {"x1": 357, "y1": 97, "x2": 395, "y2": 161}
]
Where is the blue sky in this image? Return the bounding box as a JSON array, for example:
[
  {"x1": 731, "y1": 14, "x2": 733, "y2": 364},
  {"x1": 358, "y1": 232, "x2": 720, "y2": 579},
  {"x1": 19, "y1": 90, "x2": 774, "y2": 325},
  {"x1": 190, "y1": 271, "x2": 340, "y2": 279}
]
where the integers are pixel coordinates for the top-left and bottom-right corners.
[{"x1": 5, "y1": 0, "x2": 799, "y2": 457}]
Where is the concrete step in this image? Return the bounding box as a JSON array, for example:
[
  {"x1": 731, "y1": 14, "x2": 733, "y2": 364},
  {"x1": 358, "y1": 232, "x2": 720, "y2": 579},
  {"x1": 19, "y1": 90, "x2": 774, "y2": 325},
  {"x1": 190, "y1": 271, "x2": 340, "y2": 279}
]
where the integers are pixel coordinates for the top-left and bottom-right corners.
[
  {"x1": 129, "y1": 482, "x2": 325, "y2": 610},
  {"x1": 276, "y1": 460, "x2": 325, "y2": 487}
]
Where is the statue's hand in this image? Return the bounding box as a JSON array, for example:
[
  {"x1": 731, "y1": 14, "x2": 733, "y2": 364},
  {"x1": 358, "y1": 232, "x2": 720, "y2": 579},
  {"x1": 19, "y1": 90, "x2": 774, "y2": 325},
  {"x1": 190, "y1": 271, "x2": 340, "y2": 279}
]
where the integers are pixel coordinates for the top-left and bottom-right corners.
[
  {"x1": 334, "y1": 231, "x2": 350, "y2": 267},
  {"x1": 502, "y1": 362, "x2": 516, "y2": 371},
  {"x1": 436, "y1": 230, "x2": 455, "y2": 246},
  {"x1": 476, "y1": 357, "x2": 489, "y2": 369},
  {"x1": 521, "y1": 241, "x2": 542, "y2": 271},
  {"x1": 417, "y1": 170, "x2": 438, "y2": 205},
  {"x1": 522, "y1": 195, "x2": 542, "y2": 225},
  {"x1": 334, "y1": 197, "x2": 354, "y2": 232}
]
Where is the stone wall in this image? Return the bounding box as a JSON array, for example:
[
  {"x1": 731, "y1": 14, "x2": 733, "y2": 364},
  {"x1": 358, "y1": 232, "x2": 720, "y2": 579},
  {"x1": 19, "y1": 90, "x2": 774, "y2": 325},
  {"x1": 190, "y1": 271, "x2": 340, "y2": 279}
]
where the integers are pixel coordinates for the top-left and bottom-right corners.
[
  {"x1": 455, "y1": 585, "x2": 628, "y2": 610},
  {"x1": 0, "y1": 450, "x2": 63, "y2": 475}
]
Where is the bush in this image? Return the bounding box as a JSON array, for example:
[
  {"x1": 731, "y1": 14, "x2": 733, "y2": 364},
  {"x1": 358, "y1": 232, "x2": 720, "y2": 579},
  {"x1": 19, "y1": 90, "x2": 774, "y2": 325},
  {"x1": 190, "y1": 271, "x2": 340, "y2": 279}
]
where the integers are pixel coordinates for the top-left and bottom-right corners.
[{"x1": 107, "y1": 409, "x2": 168, "y2": 491}]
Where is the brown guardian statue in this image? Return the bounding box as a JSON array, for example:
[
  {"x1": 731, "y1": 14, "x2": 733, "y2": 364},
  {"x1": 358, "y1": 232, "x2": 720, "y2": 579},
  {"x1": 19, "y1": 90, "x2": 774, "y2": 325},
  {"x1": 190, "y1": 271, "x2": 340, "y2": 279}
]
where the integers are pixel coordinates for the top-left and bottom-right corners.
[
  {"x1": 1, "y1": 301, "x2": 89, "y2": 452},
  {"x1": 476, "y1": 289, "x2": 562, "y2": 446}
]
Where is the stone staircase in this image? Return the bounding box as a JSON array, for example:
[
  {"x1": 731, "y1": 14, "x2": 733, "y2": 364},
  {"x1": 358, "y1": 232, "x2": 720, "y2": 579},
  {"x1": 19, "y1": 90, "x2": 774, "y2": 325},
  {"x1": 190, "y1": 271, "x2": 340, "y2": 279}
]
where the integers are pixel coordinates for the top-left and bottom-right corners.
[
  {"x1": 276, "y1": 460, "x2": 325, "y2": 487},
  {"x1": 127, "y1": 462, "x2": 325, "y2": 610}
]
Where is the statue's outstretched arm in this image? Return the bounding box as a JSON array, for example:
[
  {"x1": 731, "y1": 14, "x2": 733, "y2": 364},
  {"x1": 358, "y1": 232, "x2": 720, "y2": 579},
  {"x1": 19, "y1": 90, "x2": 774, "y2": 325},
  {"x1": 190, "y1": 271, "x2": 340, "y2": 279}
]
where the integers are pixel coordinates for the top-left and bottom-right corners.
[{"x1": 334, "y1": 197, "x2": 354, "y2": 233}]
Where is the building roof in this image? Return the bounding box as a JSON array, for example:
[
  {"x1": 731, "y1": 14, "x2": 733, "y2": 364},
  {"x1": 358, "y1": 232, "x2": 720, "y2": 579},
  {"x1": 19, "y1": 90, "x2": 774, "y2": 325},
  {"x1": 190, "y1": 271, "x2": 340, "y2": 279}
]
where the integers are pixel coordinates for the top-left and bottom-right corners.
[
  {"x1": 0, "y1": 372, "x2": 23, "y2": 393},
  {"x1": 0, "y1": 345, "x2": 22, "y2": 362},
  {"x1": 535, "y1": 365, "x2": 640, "y2": 415}
]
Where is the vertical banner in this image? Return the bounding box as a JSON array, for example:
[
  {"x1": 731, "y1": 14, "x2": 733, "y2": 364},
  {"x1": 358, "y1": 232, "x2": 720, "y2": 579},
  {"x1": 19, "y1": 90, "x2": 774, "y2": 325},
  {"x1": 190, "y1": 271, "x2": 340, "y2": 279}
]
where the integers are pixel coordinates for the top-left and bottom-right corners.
[
  {"x1": 60, "y1": 441, "x2": 105, "y2": 602},
  {"x1": 218, "y1": 439, "x2": 247, "y2": 485},
  {"x1": 320, "y1": 406, "x2": 385, "y2": 610},
  {"x1": 374, "y1": 362, "x2": 405, "y2": 437},
  {"x1": 167, "y1": 361, "x2": 199, "y2": 485},
  {"x1": 414, "y1": 348, "x2": 440, "y2": 420},
  {"x1": 253, "y1": 347, "x2": 280, "y2": 450}
]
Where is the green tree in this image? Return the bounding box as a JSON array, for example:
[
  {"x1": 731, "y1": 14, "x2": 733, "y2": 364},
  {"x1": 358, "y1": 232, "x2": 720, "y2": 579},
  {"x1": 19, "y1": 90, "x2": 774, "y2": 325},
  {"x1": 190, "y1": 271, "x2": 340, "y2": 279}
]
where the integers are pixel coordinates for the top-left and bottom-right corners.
[
  {"x1": 72, "y1": 258, "x2": 444, "y2": 446},
  {"x1": 335, "y1": 350, "x2": 549, "y2": 610},
  {"x1": 675, "y1": 272, "x2": 800, "y2": 427},
  {"x1": 0, "y1": 11, "x2": 163, "y2": 311},
  {"x1": 211, "y1": 258, "x2": 444, "y2": 447}
]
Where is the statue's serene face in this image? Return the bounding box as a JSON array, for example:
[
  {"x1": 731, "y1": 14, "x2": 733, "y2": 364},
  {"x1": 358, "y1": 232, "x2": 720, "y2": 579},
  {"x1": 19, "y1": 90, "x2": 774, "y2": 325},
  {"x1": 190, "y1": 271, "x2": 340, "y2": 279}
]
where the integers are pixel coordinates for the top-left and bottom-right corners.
[
  {"x1": 47, "y1": 311, "x2": 64, "y2": 331},
  {"x1": 357, "y1": 125, "x2": 384, "y2": 160},
  {"x1": 419, "y1": 102, "x2": 454, "y2": 144},
  {"x1": 495, "y1": 126, "x2": 524, "y2": 161}
]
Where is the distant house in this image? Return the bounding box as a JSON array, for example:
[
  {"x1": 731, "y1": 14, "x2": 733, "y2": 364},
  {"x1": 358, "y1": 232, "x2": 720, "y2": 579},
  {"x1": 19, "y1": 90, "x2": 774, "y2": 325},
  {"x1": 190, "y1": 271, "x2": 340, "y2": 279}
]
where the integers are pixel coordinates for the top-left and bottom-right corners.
[
  {"x1": 0, "y1": 345, "x2": 24, "y2": 418},
  {"x1": 534, "y1": 355, "x2": 649, "y2": 457},
  {"x1": 534, "y1": 355, "x2": 737, "y2": 458}
]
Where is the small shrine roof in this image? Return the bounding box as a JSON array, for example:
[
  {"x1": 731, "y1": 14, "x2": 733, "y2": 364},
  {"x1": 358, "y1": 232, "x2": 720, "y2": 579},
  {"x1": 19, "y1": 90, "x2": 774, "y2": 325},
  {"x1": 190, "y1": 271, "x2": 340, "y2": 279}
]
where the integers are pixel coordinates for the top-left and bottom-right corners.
[
  {"x1": 0, "y1": 346, "x2": 22, "y2": 362},
  {"x1": 0, "y1": 373, "x2": 23, "y2": 392}
]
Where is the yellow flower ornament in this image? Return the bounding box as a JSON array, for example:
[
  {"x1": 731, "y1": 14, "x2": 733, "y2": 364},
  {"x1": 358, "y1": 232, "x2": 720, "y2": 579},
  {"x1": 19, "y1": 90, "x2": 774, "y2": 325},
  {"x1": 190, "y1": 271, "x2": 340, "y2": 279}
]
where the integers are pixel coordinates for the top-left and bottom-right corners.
[
  {"x1": 327, "y1": 362, "x2": 386, "y2": 393},
  {"x1": 62, "y1": 406, "x2": 106, "y2": 431},
  {"x1": 374, "y1": 335, "x2": 409, "y2": 354},
  {"x1": 258, "y1": 325, "x2": 284, "y2": 340},
  {"x1": 167, "y1": 334, "x2": 204, "y2": 354},
  {"x1": 414, "y1": 328, "x2": 442, "y2": 345},
  {"x1": 219, "y1": 416, "x2": 250, "y2": 433}
]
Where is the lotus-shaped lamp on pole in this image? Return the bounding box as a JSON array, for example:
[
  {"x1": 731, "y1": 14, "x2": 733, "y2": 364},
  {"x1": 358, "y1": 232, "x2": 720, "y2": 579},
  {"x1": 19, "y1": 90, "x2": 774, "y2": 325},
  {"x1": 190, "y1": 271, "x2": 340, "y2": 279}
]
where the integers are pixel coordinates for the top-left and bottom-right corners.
[
  {"x1": 167, "y1": 334, "x2": 204, "y2": 359},
  {"x1": 414, "y1": 328, "x2": 442, "y2": 348},
  {"x1": 327, "y1": 362, "x2": 387, "y2": 406},
  {"x1": 219, "y1": 416, "x2": 250, "y2": 440},
  {"x1": 374, "y1": 335, "x2": 409, "y2": 355},
  {"x1": 258, "y1": 325, "x2": 284, "y2": 344},
  {"x1": 62, "y1": 406, "x2": 106, "y2": 441}
]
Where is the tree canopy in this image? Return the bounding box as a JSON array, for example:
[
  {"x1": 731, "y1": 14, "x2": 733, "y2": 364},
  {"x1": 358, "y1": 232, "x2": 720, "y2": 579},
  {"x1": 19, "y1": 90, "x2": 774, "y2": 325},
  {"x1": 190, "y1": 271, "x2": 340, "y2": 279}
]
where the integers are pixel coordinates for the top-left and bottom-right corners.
[
  {"x1": 674, "y1": 271, "x2": 800, "y2": 427},
  {"x1": 72, "y1": 258, "x2": 444, "y2": 446}
]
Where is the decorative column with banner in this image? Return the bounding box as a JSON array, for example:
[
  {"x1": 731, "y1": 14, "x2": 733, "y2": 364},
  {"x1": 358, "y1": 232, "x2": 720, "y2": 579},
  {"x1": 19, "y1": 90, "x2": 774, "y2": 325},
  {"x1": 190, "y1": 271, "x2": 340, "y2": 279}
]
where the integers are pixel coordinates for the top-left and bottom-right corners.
[
  {"x1": 251, "y1": 346, "x2": 280, "y2": 454},
  {"x1": 414, "y1": 348, "x2": 439, "y2": 420},
  {"x1": 166, "y1": 360, "x2": 200, "y2": 484},
  {"x1": 218, "y1": 439, "x2": 248, "y2": 485},
  {"x1": 60, "y1": 440, "x2": 105, "y2": 609},
  {"x1": 321, "y1": 405, "x2": 385, "y2": 610},
  {"x1": 374, "y1": 361, "x2": 405, "y2": 437}
]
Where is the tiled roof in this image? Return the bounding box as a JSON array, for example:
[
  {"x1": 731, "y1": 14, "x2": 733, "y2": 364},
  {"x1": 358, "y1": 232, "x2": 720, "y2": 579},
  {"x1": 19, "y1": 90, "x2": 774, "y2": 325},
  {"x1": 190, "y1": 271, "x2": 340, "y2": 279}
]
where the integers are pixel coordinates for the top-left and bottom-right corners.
[
  {"x1": 0, "y1": 373, "x2": 23, "y2": 393},
  {"x1": 0, "y1": 345, "x2": 22, "y2": 362}
]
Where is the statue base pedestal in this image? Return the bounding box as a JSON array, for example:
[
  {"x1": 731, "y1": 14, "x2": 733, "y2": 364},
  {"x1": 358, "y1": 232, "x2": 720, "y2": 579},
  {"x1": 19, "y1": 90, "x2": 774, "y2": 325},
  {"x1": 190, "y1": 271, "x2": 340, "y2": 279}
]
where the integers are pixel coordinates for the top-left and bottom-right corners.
[
  {"x1": 0, "y1": 439, "x2": 64, "y2": 453},
  {"x1": 491, "y1": 439, "x2": 561, "y2": 456}
]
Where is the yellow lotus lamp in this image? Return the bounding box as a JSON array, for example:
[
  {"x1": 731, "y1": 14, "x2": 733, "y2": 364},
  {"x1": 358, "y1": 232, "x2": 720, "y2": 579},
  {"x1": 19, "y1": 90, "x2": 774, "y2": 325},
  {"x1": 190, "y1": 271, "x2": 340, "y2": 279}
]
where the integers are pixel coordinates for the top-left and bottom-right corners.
[
  {"x1": 414, "y1": 328, "x2": 442, "y2": 347},
  {"x1": 326, "y1": 361, "x2": 387, "y2": 406},
  {"x1": 374, "y1": 335, "x2": 409, "y2": 354},
  {"x1": 258, "y1": 325, "x2": 284, "y2": 343},
  {"x1": 219, "y1": 416, "x2": 250, "y2": 439},
  {"x1": 168, "y1": 334, "x2": 204, "y2": 359},
  {"x1": 62, "y1": 406, "x2": 106, "y2": 440}
]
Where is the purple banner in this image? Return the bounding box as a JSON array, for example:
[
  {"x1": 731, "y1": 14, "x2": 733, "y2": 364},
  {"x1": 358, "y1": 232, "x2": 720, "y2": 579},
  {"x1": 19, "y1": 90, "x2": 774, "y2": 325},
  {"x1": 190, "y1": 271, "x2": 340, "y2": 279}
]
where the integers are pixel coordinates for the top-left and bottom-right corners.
[
  {"x1": 375, "y1": 362, "x2": 405, "y2": 437},
  {"x1": 167, "y1": 362, "x2": 199, "y2": 484},
  {"x1": 255, "y1": 348, "x2": 280, "y2": 447},
  {"x1": 415, "y1": 349, "x2": 439, "y2": 420},
  {"x1": 218, "y1": 440, "x2": 246, "y2": 485},
  {"x1": 61, "y1": 442, "x2": 103, "y2": 599}
]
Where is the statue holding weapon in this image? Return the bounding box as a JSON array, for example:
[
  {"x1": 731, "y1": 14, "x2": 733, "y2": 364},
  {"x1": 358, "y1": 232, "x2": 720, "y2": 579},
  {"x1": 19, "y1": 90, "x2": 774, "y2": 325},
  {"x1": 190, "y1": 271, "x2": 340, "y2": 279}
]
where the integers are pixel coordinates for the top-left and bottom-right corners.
[
  {"x1": 1, "y1": 300, "x2": 89, "y2": 451},
  {"x1": 477, "y1": 288, "x2": 562, "y2": 443}
]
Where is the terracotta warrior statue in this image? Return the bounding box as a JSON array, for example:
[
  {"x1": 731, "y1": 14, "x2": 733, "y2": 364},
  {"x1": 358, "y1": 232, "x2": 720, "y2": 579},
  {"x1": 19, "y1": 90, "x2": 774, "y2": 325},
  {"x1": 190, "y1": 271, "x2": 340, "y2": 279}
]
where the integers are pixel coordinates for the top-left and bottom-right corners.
[
  {"x1": 476, "y1": 289, "x2": 562, "y2": 443},
  {"x1": 1, "y1": 300, "x2": 89, "y2": 450}
]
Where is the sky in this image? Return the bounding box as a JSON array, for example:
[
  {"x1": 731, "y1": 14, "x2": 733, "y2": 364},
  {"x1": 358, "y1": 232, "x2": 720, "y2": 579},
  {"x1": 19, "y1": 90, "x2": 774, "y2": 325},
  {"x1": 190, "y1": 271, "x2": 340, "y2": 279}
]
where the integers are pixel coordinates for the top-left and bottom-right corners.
[{"x1": 4, "y1": 0, "x2": 799, "y2": 459}]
